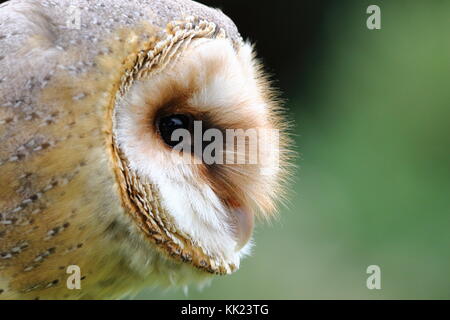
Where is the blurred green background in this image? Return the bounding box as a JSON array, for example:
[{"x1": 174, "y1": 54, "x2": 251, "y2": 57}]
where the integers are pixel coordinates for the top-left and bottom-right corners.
[{"x1": 137, "y1": 0, "x2": 450, "y2": 299}]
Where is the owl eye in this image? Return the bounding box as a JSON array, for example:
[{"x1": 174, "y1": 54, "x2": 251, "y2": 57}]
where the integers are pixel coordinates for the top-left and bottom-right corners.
[{"x1": 156, "y1": 114, "x2": 193, "y2": 147}]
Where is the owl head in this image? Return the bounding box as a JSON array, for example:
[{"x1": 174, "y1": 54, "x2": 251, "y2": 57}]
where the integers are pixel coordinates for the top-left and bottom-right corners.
[
  {"x1": 111, "y1": 22, "x2": 290, "y2": 275},
  {"x1": 0, "y1": 0, "x2": 293, "y2": 298}
]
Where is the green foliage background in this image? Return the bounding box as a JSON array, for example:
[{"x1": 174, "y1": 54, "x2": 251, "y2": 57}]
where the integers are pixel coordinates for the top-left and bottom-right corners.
[{"x1": 137, "y1": 1, "x2": 450, "y2": 299}]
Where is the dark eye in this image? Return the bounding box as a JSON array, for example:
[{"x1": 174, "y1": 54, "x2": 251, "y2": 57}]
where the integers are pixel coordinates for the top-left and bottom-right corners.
[{"x1": 156, "y1": 114, "x2": 193, "y2": 147}]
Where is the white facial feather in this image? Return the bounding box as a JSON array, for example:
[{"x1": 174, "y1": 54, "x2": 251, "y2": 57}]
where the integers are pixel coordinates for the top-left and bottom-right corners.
[{"x1": 115, "y1": 39, "x2": 263, "y2": 267}]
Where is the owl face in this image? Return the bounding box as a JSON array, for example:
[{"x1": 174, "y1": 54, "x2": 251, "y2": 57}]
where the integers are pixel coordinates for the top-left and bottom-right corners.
[{"x1": 113, "y1": 38, "x2": 287, "y2": 274}]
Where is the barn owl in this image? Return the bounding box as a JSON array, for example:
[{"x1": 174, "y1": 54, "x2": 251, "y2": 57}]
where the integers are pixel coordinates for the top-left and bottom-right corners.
[{"x1": 0, "y1": 0, "x2": 290, "y2": 299}]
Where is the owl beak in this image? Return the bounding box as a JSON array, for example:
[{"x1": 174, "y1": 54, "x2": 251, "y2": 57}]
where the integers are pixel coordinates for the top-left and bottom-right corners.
[{"x1": 232, "y1": 207, "x2": 254, "y2": 251}]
